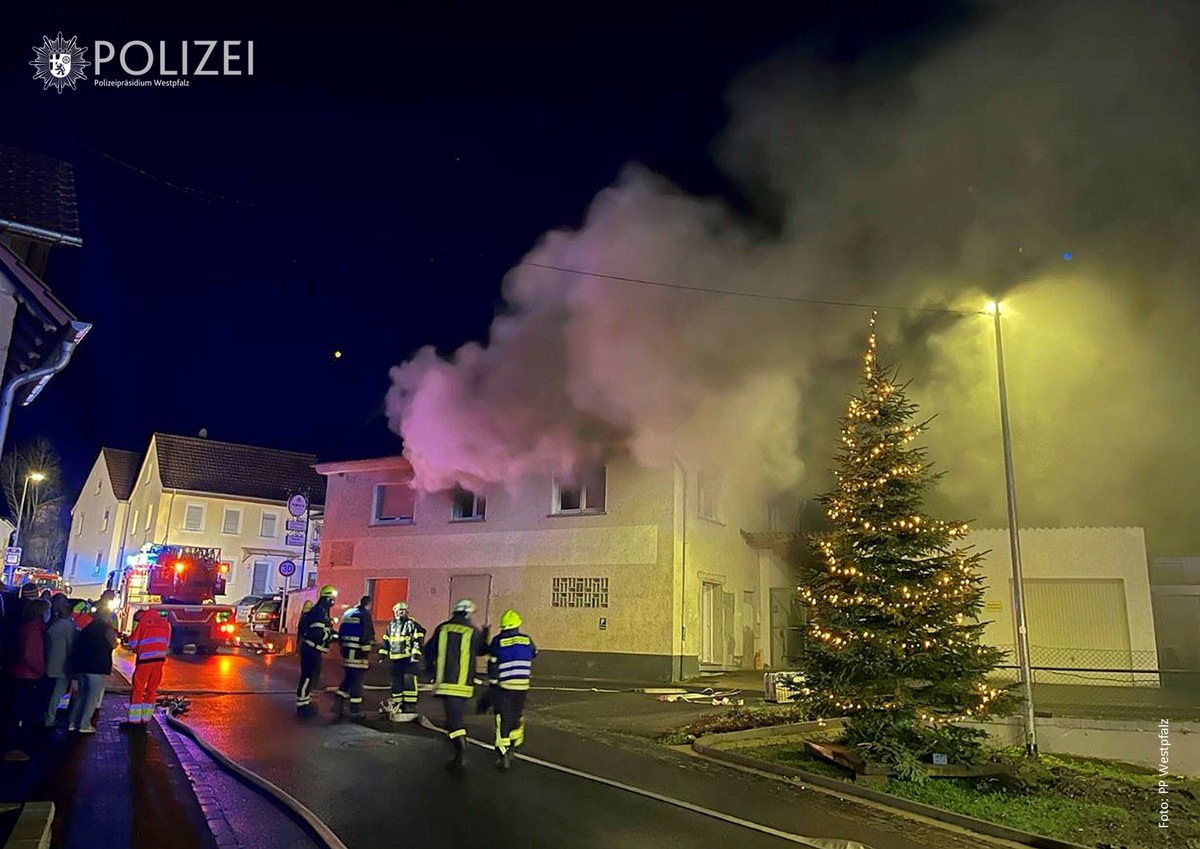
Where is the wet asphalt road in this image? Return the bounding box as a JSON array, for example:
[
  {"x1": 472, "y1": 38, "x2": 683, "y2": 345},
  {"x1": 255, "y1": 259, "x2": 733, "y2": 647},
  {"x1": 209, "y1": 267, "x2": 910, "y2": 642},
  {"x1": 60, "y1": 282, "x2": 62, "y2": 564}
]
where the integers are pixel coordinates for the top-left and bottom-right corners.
[{"x1": 123, "y1": 650, "x2": 987, "y2": 849}]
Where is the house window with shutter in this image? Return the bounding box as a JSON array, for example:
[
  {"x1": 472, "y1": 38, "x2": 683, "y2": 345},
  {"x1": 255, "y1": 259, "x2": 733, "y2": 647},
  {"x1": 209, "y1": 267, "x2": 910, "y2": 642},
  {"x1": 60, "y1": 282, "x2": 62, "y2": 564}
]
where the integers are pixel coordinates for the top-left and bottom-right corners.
[
  {"x1": 373, "y1": 484, "x2": 415, "y2": 525},
  {"x1": 183, "y1": 504, "x2": 205, "y2": 532},
  {"x1": 222, "y1": 507, "x2": 242, "y2": 535},
  {"x1": 260, "y1": 511, "x2": 278, "y2": 538}
]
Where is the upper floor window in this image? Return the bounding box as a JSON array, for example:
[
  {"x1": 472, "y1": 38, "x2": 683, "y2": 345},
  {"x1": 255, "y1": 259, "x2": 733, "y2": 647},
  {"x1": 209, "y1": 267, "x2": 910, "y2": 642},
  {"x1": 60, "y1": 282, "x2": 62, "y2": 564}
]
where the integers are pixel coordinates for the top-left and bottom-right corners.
[
  {"x1": 94, "y1": 477, "x2": 102, "y2": 495},
  {"x1": 145, "y1": 506, "x2": 153, "y2": 531},
  {"x1": 260, "y1": 510, "x2": 279, "y2": 538},
  {"x1": 767, "y1": 498, "x2": 799, "y2": 533},
  {"x1": 132, "y1": 509, "x2": 140, "y2": 536},
  {"x1": 101, "y1": 508, "x2": 110, "y2": 532},
  {"x1": 183, "y1": 503, "x2": 204, "y2": 532},
  {"x1": 451, "y1": 487, "x2": 486, "y2": 521},
  {"x1": 698, "y1": 471, "x2": 721, "y2": 522},
  {"x1": 553, "y1": 466, "x2": 606, "y2": 514},
  {"x1": 373, "y1": 484, "x2": 415, "y2": 524},
  {"x1": 222, "y1": 507, "x2": 242, "y2": 535},
  {"x1": 75, "y1": 511, "x2": 85, "y2": 536}
]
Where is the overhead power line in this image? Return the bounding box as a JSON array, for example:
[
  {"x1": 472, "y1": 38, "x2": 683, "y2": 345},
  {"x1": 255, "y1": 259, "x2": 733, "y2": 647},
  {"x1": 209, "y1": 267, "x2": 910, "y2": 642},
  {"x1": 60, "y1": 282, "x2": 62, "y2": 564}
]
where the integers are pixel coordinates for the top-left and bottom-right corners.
[{"x1": 75, "y1": 141, "x2": 981, "y2": 318}]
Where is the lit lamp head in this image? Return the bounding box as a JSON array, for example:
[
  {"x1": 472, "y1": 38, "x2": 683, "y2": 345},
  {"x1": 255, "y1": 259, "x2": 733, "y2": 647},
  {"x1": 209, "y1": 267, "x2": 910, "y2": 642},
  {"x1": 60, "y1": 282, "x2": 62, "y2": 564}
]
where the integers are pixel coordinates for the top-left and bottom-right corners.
[
  {"x1": 985, "y1": 300, "x2": 999, "y2": 315},
  {"x1": 28, "y1": 472, "x2": 46, "y2": 482}
]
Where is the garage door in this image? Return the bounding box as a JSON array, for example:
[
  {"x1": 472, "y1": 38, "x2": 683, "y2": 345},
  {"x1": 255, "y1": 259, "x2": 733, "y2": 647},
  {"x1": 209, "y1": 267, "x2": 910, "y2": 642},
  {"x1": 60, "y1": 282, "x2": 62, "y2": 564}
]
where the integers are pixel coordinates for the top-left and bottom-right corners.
[{"x1": 1015, "y1": 578, "x2": 1132, "y2": 683}]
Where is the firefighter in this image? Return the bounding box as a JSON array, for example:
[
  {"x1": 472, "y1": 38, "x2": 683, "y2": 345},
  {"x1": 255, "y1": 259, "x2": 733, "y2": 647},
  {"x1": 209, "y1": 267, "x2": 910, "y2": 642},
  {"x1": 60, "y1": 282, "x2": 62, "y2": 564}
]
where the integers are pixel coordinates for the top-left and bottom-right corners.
[
  {"x1": 334, "y1": 595, "x2": 374, "y2": 719},
  {"x1": 423, "y1": 599, "x2": 485, "y2": 769},
  {"x1": 124, "y1": 609, "x2": 172, "y2": 726},
  {"x1": 378, "y1": 602, "x2": 425, "y2": 716},
  {"x1": 488, "y1": 608, "x2": 537, "y2": 771},
  {"x1": 296, "y1": 586, "x2": 337, "y2": 717}
]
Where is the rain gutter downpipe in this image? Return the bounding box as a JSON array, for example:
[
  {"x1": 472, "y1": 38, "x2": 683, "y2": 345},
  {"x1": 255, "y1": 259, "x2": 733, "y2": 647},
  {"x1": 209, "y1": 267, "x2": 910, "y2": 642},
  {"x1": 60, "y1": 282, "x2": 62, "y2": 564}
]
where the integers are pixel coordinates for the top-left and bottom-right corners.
[
  {"x1": 674, "y1": 457, "x2": 687, "y2": 683},
  {"x1": 0, "y1": 322, "x2": 91, "y2": 467}
]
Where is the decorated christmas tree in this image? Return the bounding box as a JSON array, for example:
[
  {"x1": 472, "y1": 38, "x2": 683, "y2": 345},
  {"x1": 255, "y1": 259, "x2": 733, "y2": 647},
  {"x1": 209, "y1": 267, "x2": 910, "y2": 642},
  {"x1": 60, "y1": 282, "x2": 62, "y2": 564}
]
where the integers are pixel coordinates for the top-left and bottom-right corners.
[{"x1": 798, "y1": 314, "x2": 1014, "y2": 773}]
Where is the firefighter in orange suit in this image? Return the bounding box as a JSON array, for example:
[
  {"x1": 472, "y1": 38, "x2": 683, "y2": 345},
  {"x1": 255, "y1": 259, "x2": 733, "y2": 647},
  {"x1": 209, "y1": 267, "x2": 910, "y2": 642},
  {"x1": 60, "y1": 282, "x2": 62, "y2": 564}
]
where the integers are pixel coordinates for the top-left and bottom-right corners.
[{"x1": 125, "y1": 610, "x2": 172, "y2": 725}]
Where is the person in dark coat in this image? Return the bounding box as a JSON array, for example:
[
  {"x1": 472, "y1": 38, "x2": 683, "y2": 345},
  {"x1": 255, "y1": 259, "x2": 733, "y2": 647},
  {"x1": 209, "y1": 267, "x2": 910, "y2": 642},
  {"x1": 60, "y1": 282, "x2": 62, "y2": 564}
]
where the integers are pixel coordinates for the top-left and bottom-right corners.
[{"x1": 67, "y1": 614, "x2": 116, "y2": 734}]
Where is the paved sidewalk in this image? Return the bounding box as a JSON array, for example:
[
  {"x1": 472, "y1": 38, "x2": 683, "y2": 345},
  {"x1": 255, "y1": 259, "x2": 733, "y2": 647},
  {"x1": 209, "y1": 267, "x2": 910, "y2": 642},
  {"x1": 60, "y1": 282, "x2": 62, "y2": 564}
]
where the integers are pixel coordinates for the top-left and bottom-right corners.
[{"x1": 0, "y1": 682, "x2": 214, "y2": 849}]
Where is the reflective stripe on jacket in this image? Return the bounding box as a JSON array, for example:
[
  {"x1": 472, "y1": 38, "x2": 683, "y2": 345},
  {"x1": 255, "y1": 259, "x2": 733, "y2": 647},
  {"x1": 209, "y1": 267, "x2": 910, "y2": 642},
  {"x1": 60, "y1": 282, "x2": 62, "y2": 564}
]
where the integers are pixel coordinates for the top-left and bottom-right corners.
[
  {"x1": 128, "y1": 617, "x2": 172, "y2": 663},
  {"x1": 338, "y1": 605, "x2": 374, "y2": 668},
  {"x1": 379, "y1": 617, "x2": 425, "y2": 661},
  {"x1": 300, "y1": 604, "x2": 335, "y2": 653},
  {"x1": 424, "y1": 615, "x2": 483, "y2": 698},
  {"x1": 489, "y1": 629, "x2": 537, "y2": 690}
]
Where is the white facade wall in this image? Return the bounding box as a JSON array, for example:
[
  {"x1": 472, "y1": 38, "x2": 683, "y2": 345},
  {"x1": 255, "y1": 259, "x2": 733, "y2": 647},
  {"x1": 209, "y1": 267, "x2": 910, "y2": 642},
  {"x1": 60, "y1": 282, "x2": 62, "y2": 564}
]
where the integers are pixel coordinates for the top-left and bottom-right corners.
[
  {"x1": 317, "y1": 457, "x2": 771, "y2": 681},
  {"x1": 64, "y1": 453, "x2": 131, "y2": 586}
]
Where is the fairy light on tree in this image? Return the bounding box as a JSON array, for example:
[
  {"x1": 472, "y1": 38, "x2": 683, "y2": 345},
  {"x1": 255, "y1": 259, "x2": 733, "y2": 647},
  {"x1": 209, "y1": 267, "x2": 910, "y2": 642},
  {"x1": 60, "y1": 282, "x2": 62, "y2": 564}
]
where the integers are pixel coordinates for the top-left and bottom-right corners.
[{"x1": 797, "y1": 313, "x2": 1015, "y2": 773}]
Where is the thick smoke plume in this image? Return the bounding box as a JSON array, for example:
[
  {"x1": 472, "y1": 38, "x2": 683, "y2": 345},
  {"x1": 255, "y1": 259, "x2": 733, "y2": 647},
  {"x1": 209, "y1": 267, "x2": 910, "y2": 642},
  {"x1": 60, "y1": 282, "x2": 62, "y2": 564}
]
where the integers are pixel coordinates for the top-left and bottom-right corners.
[{"x1": 387, "y1": 1, "x2": 1200, "y2": 553}]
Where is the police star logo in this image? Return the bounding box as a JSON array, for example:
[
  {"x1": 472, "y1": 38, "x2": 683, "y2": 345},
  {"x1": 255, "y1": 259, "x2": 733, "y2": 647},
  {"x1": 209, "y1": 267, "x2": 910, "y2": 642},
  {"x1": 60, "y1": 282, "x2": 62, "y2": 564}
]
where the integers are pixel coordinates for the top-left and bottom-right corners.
[{"x1": 31, "y1": 33, "x2": 91, "y2": 93}]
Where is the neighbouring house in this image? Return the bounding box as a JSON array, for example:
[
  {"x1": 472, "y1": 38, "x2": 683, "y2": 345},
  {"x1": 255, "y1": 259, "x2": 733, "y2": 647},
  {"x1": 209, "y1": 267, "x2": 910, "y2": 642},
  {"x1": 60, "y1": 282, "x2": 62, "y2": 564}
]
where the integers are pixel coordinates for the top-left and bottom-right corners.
[
  {"x1": 0, "y1": 144, "x2": 91, "y2": 460},
  {"x1": 968, "y1": 526, "x2": 1159, "y2": 686},
  {"x1": 315, "y1": 455, "x2": 800, "y2": 682},
  {"x1": 66, "y1": 434, "x2": 325, "y2": 602},
  {"x1": 63, "y1": 447, "x2": 140, "y2": 591}
]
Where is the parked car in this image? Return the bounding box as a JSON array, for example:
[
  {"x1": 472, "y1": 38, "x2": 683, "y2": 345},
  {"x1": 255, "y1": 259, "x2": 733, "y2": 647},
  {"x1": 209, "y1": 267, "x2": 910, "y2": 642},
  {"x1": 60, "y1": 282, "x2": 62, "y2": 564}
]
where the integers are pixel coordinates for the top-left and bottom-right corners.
[
  {"x1": 234, "y1": 595, "x2": 264, "y2": 624},
  {"x1": 249, "y1": 596, "x2": 282, "y2": 634}
]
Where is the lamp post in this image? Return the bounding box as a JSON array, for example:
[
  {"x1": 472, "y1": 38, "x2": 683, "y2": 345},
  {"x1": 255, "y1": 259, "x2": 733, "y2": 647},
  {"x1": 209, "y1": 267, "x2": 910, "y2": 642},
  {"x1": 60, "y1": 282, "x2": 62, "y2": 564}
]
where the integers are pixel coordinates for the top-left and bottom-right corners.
[
  {"x1": 13, "y1": 471, "x2": 47, "y2": 550},
  {"x1": 986, "y1": 301, "x2": 1037, "y2": 757}
]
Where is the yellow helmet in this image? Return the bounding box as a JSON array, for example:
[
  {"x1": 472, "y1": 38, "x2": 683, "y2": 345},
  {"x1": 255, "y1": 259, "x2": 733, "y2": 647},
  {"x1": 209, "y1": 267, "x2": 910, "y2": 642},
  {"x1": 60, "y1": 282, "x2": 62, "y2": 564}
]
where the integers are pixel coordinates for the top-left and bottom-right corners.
[
  {"x1": 393, "y1": 601, "x2": 409, "y2": 616},
  {"x1": 319, "y1": 585, "x2": 338, "y2": 599},
  {"x1": 500, "y1": 609, "x2": 522, "y2": 630}
]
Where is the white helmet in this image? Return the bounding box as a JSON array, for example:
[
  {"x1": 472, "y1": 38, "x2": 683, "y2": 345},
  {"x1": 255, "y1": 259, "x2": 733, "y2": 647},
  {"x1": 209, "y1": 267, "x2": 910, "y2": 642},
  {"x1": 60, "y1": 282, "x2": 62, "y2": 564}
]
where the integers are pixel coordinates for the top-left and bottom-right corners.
[
  {"x1": 393, "y1": 601, "x2": 409, "y2": 616},
  {"x1": 453, "y1": 598, "x2": 476, "y2": 615}
]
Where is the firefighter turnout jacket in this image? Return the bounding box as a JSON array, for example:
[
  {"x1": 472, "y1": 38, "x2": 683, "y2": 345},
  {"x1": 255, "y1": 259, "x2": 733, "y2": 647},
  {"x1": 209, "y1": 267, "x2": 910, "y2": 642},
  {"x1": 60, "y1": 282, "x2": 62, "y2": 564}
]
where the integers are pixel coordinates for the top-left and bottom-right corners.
[
  {"x1": 128, "y1": 613, "x2": 172, "y2": 663},
  {"x1": 380, "y1": 617, "x2": 425, "y2": 661},
  {"x1": 300, "y1": 602, "x2": 336, "y2": 653},
  {"x1": 489, "y1": 628, "x2": 537, "y2": 690},
  {"x1": 424, "y1": 613, "x2": 485, "y2": 698},
  {"x1": 338, "y1": 604, "x2": 375, "y2": 669}
]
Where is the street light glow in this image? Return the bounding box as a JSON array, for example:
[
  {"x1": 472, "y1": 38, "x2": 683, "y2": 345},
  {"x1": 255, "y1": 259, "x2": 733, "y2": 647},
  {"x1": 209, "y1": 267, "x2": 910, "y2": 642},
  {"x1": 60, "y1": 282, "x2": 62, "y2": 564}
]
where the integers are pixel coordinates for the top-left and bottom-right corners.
[
  {"x1": 28, "y1": 471, "x2": 46, "y2": 482},
  {"x1": 985, "y1": 301, "x2": 998, "y2": 315}
]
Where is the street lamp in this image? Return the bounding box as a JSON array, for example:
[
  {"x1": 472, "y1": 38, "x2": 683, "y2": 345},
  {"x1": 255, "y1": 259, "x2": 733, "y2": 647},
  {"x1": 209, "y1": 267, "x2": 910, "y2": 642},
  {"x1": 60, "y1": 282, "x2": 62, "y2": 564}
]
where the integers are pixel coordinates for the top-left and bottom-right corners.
[
  {"x1": 986, "y1": 301, "x2": 1037, "y2": 757},
  {"x1": 13, "y1": 471, "x2": 47, "y2": 550}
]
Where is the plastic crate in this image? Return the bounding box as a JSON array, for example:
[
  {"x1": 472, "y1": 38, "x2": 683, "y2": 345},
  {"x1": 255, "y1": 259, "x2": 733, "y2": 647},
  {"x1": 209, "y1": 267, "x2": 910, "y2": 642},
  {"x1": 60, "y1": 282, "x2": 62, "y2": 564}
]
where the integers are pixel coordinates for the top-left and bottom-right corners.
[{"x1": 763, "y1": 671, "x2": 807, "y2": 703}]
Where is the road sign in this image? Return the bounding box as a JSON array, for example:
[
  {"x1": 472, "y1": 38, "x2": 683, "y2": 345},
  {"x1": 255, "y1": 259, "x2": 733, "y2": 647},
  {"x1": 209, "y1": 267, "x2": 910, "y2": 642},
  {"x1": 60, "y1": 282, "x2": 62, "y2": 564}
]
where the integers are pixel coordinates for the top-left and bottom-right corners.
[
  {"x1": 286, "y1": 518, "x2": 306, "y2": 532},
  {"x1": 285, "y1": 532, "x2": 305, "y2": 547},
  {"x1": 4, "y1": 547, "x2": 21, "y2": 567},
  {"x1": 278, "y1": 560, "x2": 297, "y2": 578},
  {"x1": 287, "y1": 494, "x2": 309, "y2": 518}
]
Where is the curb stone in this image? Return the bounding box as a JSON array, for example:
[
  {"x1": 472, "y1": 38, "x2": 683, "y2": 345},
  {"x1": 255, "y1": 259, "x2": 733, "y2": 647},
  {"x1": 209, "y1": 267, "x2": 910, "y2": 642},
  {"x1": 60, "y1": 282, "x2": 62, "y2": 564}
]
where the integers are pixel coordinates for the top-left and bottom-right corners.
[
  {"x1": 692, "y1": 733, "x2": 1091, "y2": 849},
  {"x1": 2, "y1": 802, "x2": 53, "y2": 849}
]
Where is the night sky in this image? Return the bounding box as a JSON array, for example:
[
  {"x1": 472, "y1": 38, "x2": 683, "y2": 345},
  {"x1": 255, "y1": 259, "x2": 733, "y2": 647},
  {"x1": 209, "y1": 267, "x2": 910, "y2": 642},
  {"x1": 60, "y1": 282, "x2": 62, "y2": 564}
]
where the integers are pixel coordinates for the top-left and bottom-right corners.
[{"x1": 1, "y1": 3, "x2": 964, "y2": 496}]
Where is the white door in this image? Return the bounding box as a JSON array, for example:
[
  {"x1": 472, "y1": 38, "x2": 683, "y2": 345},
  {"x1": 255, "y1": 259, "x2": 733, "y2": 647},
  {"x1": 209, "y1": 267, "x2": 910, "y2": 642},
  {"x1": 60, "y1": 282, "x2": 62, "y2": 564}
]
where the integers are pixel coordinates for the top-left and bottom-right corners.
[{"x1": 700, "y1": 582, "x2": 719, "y2": 665}]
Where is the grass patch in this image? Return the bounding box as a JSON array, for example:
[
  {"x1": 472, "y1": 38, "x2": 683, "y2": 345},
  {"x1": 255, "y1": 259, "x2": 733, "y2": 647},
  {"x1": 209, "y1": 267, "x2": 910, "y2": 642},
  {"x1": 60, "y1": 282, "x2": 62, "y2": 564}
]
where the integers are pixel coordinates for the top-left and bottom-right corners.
[{"x1": 724, "y1": 738, "x2": 1200, "y2": 849}]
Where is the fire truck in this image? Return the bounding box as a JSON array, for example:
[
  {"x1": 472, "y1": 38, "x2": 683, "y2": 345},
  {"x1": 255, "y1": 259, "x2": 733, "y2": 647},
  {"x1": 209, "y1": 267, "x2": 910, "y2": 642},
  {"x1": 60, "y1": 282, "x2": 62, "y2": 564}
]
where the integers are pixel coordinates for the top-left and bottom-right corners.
[
  {"x1": 2, "y1": 567, "x2": 71, "y2": 595},
  {"x1": 113, "y1": 544, "x2": 238, "y2": 654}
]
